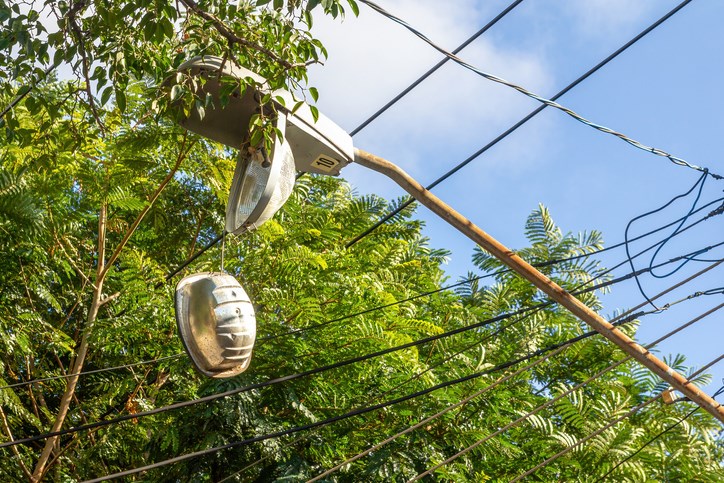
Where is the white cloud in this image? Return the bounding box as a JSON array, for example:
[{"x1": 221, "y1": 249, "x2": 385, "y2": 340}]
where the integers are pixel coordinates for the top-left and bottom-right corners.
[
  {"x1": 306, "y1": 0, "x2": 554, "y2": 191},
  {"x1": 562, "y1": 0, "x2": 658, "y2": 38}
]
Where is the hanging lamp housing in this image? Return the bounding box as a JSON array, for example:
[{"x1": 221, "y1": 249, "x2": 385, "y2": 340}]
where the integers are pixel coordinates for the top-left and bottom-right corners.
[{"x1": 175, "y1": 272, "x2": 256, "y2": 378}]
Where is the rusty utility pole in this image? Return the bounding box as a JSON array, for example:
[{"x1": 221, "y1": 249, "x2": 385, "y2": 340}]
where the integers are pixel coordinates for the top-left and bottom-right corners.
[{"x1": 354, "y1": 148, "x2": 724, "y2": 424}]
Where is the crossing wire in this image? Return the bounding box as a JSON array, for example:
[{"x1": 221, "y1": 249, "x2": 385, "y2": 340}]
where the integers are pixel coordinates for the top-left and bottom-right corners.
[
  {"x1": 410, "y1": 310, "x2": 724, "y2": 482},
  {"x1": 359, "y1": 0, "x2": 718, "y2": 177},
  {"x1": 83, "y1": 305, "x2": 656, "y2": 483},
  {"x1": 0, "y1": 255, "x2": 709, "y2": 452},
  {"x1": 349, "y1": 0, "x2": 525, "y2": 136},
  {"x1": 507, "y1": 354, "x2": 724, "y2": 482},
  {"x1": 84, "y1": 291, "x2": 722, "y2": 483},
  {"x1": 217, "y1": 253, "x2": 720, "y2": 483},
  {"x1": 5, "y1": 201, "x2": 719, "y2": 394},
  {"x1": 345, "y1": 0, "x2": 698, "y2": 248},
  {"x1": 312, "y1": 302, "x2": 724, "y2": 482},
  {"x1": 2, "y1": 250, "x2": 720, "y2": 453}
]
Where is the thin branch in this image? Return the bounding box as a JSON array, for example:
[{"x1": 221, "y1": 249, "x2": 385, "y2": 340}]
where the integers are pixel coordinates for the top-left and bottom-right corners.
[
  {"x1": 178, "y1": 0, "x2": 305, "y2": 70},
  {"x1": 0, "y1": 392, "x2": 34, "y2": 481},
  {"x1": 100, "y1": 133, "x2": 194, "y2": 280}
]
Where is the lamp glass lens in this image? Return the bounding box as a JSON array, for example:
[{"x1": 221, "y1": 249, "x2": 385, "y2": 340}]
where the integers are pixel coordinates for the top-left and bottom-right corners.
[
  {"x1": 252, "y1": 143, "x2": 296, "y2": 226},
  {"x1": 235, "y1": 157, "x2": 272, "y2": 224}
]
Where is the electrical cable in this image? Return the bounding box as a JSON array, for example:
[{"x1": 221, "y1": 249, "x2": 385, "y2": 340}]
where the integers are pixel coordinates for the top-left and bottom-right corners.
[
  {"x1": 410, "y1": 312, "x2": 724, "y2": 482},
  {"x1": 625, "y1": 170, "x2": 710, "y2": 309},
  {"x1": 83, "y1": 304, "x2": 659, "y2": 483},
  {"x1": 359, "y1": 0, "x2": 718, "y2": 178},
  {"x1": 0, "y1": 64, "x2": 58, "y2": 121},
  {"x1": 0, "y1": 354, "x2": 184, "y2": 392},
  {"x1": 263, "y1": 210, "x2": 724, "y2": 342},
  {"x1": 593, "y1": 386, "x2": 724, "y2": 482},
  {"x1": 80, "y1": 260, "x2": 724, "y2": 483},
  {"x1": 223, "y1": 258, "x2": 723, "y2": 482},
  {"x1": 265, "y1": 242, "x2": 721, "y2": 370},
  {"x1": 313, "y1": 302, "x2": 724, "y2": 482},
  {"x1": 7, "y1": 208, "x2": 719, "y2": 394},
  {"x1": 508, "y1": 355, "x2": 724, "y2": 483},
  {"x1": 4, "y1": 254, "x2": 710, "y2": 452},
  {"x1": 294, "y1": 0, "x2": 524, "y2": 185},
  {"x1": 2, "y1": 261, "x2": 718, "y2": 456},
  {"x1": 345, "y1": 0, "x2": 698, "y2": 248},
  {"x1": 349, "y1": 0, "x2": 525, "y2": 136}
]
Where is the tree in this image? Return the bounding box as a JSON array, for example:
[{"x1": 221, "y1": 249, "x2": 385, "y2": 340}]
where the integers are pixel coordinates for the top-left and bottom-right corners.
[{"x1": 1, "y1": 1, "x2": 722, "y2": 481}]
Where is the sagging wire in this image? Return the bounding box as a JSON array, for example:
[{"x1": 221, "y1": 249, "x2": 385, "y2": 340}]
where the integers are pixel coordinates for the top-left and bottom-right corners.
[
  {"x1": 625, "y1": 170, "x2": 714, "y2": 309},
  {"x1": 508, "y1": 354, "x2": 724, "y2": 482},
  {"x1": 358, "y1": 0, "x2": 719, "y2": 178},
  {"x1": 345, "y1": 0, "x2": 699, "y2": 248},
  {"x1": 7, "y1": 209, "x2": 718, "y2": 394},
  {"x1": 83, "y1": 306, "x2": 655, "y2": 483},
  {"x1": 6, "y1": 253, "x2": 717, "y2": 453},
  {"x1": 223, "y1": 256, "x2": 724, "y2": 482}
]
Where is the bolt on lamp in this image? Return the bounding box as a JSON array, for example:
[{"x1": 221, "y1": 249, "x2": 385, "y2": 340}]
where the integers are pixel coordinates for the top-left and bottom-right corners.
[{"x1": 163, "y1": 57, "x2": 724, "y2": 424}]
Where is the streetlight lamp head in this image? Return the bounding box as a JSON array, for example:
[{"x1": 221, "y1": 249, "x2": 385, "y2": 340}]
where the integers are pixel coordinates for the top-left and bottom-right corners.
[
  {"x1": 169, "y1": 56, "x2": 354, "y2": 234},
  {"x1": 226, "y1": 112, "x2": 296, "y2": 234},
  {"x1": 175, "y1": 272, "x2": 256, "y2": 378}
]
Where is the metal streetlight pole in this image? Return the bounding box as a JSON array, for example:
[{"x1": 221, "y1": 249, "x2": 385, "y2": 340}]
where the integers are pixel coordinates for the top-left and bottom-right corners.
[{"x1": 353, "y1": 148, "x2": 724, "y2": 424}]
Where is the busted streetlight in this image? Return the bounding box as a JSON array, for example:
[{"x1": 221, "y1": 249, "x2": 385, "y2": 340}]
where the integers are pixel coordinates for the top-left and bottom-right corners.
[
  {"x1": 173, "y1": 56, "x2": 354, "y2": 234},
  {"x1": 164, "y1": 56, "x2": 724, "y2": 425}
]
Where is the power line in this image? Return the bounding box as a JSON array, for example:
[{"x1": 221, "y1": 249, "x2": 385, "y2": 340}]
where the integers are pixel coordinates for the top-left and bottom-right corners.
[
  {"x1": 0, "y1": 64, "x2": 58, "y2": 121},
  {"x1": 83, "y1": 304, "x2": 661, "y2": 483},
  {"x1": 7, "y1": 206, "x2": 718, "y2": 394},
  {"x1": 508, "y1": 354, "x2": 724, "y2": 482},
  {"x1": 626, "y1": 170, "x2": 711, "y2": 309},
  {"x1": 410, "y1": 310, "x2": 724, "y2": 482},
  {"x1": 312, "y1": 302, "x2": 724, "y2": 482},
  {"x1": 349, "y1": 0, "x2": 525, "y2": 136},
  {"x1": 73, "y1": 258, "x2": 721, "y2": 480},
  {"x1": 345, "y1": 0, "x2": 699, "y2": 248},
  {"x1": 359, "y1": 0, "x2": 718, "y2": 178},
  {"x1": 593, "y1": 402, "x2": 715, "y2": 482},
  {"x1": 0, "y1": 354, "x2": 183, "y2": 392},
  {"x1": 262, "y1": 213, "x2": 724, "y2": 342},
  {"x1": 4, "y1": 254, "x2": 711, "y2": 452}
]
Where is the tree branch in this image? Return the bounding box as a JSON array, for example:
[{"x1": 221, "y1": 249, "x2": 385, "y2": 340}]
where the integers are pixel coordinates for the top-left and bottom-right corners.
[
  {"x1": 178, "y1": 0, "x2": 305, "y2": 70},
  {"x1": 0, "y1": 406, "x2": 33, "y2": 481}
]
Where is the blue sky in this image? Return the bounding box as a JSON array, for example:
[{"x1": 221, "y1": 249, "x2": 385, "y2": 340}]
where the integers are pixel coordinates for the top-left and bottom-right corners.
[{"x1": 306, "y1": 0, "x2": 723, "y2": 393}]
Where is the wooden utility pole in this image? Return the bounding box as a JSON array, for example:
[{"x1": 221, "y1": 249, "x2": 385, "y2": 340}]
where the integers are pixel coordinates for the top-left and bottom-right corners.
[{"x1": 354, "y1": 148, "x2": 724, "y2": 424}]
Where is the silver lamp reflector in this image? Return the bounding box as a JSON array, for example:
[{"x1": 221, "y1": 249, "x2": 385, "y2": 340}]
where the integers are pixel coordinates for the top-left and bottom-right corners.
[
  {"x1": 175, "y1": 272, "x2": 256, "y2": 378},
  {"x1": 226, "y1": 112, "x2": 296, "y2": 234}
]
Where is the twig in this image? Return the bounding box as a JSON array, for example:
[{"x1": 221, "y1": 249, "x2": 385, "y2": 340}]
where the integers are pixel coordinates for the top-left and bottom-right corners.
[{"x1": 178, "y1": 0, "x2": 306, "y2": 70}]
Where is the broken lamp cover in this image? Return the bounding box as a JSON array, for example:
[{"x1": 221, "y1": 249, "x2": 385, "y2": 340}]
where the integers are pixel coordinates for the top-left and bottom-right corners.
[{"x1": 175, "y1": 272, "x2": 256, "y2": 378}]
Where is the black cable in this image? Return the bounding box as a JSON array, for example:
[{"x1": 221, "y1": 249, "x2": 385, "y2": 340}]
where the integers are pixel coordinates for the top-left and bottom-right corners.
[
  {"x1": 593, "y1": 384, "x2": 723, "y2": 483},
  {"x1": 625, "y1": 171, "x2": 709, "y2": 309},
  {"x1": 5, "y1": 252, "x2": 719, "y2": 452},
  {"x1": 0, "y1": 64, "x2": 58, "y2": 121},
  {"x1": 0, "y1": 354, "x2": 184, "y2": 392},
  {"x1": 159, "y1": 231, "x2": 227, "y2": 285},
  {"x1": 262, "y1": 208, "x2": 724, "y2": 342},
  {"x1": 349, "y1": 0, "x2": 524, "y2": 136},
  {"x1": 345, "y1": 0, "x2": 696, "y2": 248},
  {"x1": 83, "y1": 309, "x2": 650, "y2": 483},
  {"x1": 360, "y1": 0, "x2": 714, "y2": 177},
  {"x1": 8, "y1": 204, "x2": 719, "y2": 393}
]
